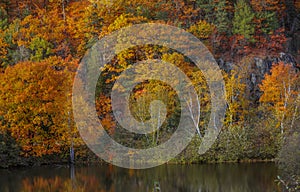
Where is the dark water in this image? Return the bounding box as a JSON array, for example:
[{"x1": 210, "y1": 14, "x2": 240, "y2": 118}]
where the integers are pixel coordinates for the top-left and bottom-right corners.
[{"x1": 0, "y1": 163, "x2": 280, "y2": 192}]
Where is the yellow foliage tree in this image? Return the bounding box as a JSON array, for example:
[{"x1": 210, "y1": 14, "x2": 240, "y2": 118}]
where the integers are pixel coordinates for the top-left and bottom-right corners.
[{"x1": 188, "y1": 20, "x2": 215, "y2": 40}]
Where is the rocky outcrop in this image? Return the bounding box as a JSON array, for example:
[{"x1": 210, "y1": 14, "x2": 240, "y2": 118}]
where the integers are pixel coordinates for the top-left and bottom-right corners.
[
  {"x1": 218, "y1": 53, "x2": 299, "y2": 105},
  {"x1": 289, "y1": 30, "x2": 300, "y2": 63}
]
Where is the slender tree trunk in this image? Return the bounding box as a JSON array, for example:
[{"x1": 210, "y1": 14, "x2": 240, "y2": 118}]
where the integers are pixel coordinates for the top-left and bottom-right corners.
[
  {"x1": 68, "y1": 111, "x2": 75, "y2": 164},
  {"x1": 186, "y1": 92, "x2": 201, "y2": 138},
  {"x1": 290, "y1": 94, "x2": 299, "y2": 131}
]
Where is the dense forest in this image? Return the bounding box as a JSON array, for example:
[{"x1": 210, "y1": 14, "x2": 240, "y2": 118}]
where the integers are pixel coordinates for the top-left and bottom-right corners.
[{"x1": 0, "y1": 0, "x2": 299, "y2": 189}]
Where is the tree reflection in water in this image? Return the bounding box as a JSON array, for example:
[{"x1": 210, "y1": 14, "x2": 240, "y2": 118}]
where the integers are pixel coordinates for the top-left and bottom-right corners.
[{"x1": 0, "y1": 163, "x2": 280, "y2": 192}]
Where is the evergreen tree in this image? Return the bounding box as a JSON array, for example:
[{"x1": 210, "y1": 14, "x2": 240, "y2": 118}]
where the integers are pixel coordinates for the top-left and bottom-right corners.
[
  {"x1": 196, "y1": 0, "x2": 215, "y2": 23},
  {"x1": 232, "y1": 0, "x2": 255, "y2": 41},
  {"x1": 250, "y1": 0, "x2": 280, "y2": 36},
  {"x1": 256, "y1": 11, "x2": 279, "y2": 35},
  {"x1": 215, "y1": 0, "x2": 230, "y2": 34},
  {"x1": 0, "y1": 7, "x2": 8, "y2": 30}
]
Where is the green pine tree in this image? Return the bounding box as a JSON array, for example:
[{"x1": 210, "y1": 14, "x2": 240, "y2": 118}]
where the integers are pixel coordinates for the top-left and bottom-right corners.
[
  {"x1": 196, "y1": 0, "x2": 215, "y2": 23},
  {"x1": 0, "y1": 7, "x2": 8, "y2": 30},
  {"x1": 232, "y1": 0, "x2": 255, "y2": 42},
  {"x1": 215, "y1": 0, "x2": 230, "y2": 34},
  {"x1": 257, "y1": 11, "x2": 279, "y2": 35}
]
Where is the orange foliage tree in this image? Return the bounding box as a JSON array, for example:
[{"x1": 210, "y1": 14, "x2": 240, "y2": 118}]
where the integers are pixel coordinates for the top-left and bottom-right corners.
[
  {"x1": 0, "y1": 56, "x2": 78, "y2": 157},
  {"x1": 259, "y1": 62, "x2": 299, "y2": 133}
]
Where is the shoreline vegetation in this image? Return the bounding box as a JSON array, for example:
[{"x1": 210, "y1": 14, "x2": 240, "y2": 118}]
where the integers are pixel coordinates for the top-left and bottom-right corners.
[
  {"x1": 0, "y1": 153, "x2": 277, "y2": 169},
  {"x1": 0, "y1": 140, "x2": 280, "y2": 169}
]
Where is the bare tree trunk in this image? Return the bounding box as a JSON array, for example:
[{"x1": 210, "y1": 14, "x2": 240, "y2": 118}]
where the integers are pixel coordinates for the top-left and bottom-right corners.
[
  {"x1": 186, "y1": 92, "x2": 201, "y2": 138},
  {"x1": 68, "y1": 111, "x2": 75, "y2": 164},
  {"x1": 62, "y1": 0, "x2": 66, "y2": 21},
  {"x1": 156, "y1": 106, "x2": 161, "y2": 145},
  {"x1": 281, "y1": 71, "x2": 292, "y2": 134}
]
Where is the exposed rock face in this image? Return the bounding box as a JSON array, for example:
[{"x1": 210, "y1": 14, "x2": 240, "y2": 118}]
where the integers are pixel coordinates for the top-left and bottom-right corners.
[
  {"x1": 218, "y1": 53, "x2": 298, "y2": 105},
  {"x1": 292, "y1": 31, "x2": 300, "y2": 63},
  {"x1": 217, "y1": 58, "x2": 233, "y2": 73},
  {"x1": 287, "y1": 31, "x2": 300, "y2": 64}
]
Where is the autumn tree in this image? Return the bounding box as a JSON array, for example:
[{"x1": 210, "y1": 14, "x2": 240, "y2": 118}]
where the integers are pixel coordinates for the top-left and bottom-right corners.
[
  {"x1": 96, "y1": 95, "x2": 116, "y2": 135},
  {"x1": 223, "y1": 70, "x2": 248, "y2": 126},
  {"x1": 0, "y1": 7, "x2": 8, "y2": 64},
  {"x1": 0, "y1": 56, "x2": 78, "y2": 157},
  {"x1": 259, "y1": 62, "x2": 299, "y2": 134},
  {"x1": 188, "y1": 20, "x2": 215, "y2": 40}
]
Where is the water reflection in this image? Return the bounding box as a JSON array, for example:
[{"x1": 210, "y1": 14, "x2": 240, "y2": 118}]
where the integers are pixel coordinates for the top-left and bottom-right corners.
[{"x1": 0, "y1": 163, "x2": 280, "y2": 192}]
